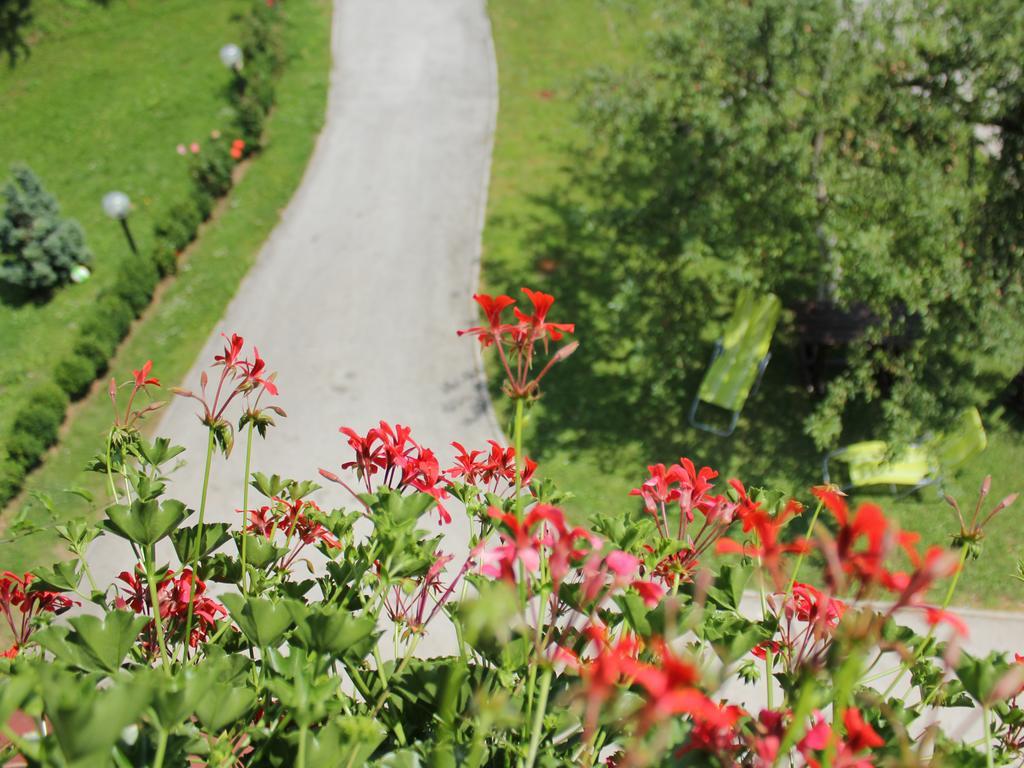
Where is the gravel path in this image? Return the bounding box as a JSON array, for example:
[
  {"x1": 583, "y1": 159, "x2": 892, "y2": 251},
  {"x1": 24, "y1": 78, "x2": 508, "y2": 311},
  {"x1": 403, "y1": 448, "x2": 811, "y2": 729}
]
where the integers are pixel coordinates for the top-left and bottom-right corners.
[{"x1": 87, "y1": 0, "x2": 502, "y2": 649}]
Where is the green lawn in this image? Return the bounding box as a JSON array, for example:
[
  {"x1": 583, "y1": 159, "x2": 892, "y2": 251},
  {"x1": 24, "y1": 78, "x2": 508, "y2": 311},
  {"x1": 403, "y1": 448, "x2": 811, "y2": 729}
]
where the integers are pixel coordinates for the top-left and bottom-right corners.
[
  {"x1": 0, "y1": 0, "x2": 332, "y2": 571},
  {"x1": 483, "y1": 0, "x2": 1024, "y2": 607}
]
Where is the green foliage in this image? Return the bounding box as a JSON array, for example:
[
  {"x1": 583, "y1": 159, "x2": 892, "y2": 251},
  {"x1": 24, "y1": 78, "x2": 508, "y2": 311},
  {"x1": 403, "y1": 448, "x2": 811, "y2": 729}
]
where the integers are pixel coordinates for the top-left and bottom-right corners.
[
  {"x1": 531, "y1": 0, "x2": 1024, "y2": 448},
  {"x1": 152, "y1": 197, "x2": 203, "y2": 253},
  {"x1": 189, "y1": 138, "x2": 234, "y2": 201},
  {"x1": 71, "y1": 335, "x2": 112, "y2": 375},
  {"x1": 228, "y1": 1, "x2": 283, "y2": 147},
  {"x1": 0, "y1": 455, "x2": 26, "y2": 505},
  {"x1": 0, "y1": 165, "x2": 92, "y2": 292},
  {"x1": 5, "y1": 385, "x2": 68, "y2": 471},
  {"x1": 54, "y1": 354, "x2": 98, "y2": 399}
]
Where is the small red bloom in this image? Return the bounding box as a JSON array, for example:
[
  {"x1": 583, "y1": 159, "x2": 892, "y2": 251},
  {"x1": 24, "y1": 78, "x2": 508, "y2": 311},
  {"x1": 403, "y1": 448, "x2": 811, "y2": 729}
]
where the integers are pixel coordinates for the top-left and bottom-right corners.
[{"x1": 132, "y1": 359, "x2": 160, "y2": 389}]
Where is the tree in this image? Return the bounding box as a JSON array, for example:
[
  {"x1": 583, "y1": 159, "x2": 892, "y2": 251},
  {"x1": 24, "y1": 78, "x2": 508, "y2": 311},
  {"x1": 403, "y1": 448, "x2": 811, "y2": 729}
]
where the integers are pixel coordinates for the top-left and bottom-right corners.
[
  {"x1": 536, "y1": 0, "x2": 1024, "y2": 449},
  {"x1": 0, "y1": 165, "x2": 92, "y2": 293}
]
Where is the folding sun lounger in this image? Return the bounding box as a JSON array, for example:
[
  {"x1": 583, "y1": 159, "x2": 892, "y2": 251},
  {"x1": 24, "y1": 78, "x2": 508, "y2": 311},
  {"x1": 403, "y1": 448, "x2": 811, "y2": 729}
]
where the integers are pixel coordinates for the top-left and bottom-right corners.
[
  {"x1": 688, "y1": 290, "x2": 782, "y2": 437},
  {"x1": 821, "y1": 407, "x2": 988, "y2": 495}
]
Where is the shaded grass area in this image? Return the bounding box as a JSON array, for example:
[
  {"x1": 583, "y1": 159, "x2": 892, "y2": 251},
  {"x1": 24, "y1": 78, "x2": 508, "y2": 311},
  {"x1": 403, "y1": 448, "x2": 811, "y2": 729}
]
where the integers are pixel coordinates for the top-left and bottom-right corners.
[
  {"x1": 0, "y1": 0, "x2": 333, "y2": 572},
  {"x1": 483, "y1": 0, "x2": 1024, "y2": 607},
  {"x1": 0, "y1": 0, "x2": 256, "y2": 440}
]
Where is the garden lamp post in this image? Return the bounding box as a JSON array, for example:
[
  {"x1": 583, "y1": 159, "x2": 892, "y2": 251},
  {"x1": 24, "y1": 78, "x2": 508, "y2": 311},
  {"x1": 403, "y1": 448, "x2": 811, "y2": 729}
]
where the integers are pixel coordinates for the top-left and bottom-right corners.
[
  {"x1": 102, "y1": 190, "x2": 137, "y2": 256},
  {"x1": 219, "y1": 43, "x2": 244, "y2": 71}
]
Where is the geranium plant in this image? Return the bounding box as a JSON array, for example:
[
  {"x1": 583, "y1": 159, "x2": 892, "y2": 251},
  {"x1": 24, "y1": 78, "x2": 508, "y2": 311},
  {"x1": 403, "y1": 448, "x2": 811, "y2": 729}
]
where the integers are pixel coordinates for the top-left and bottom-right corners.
[{"x1": 0, "y1": 288, "x2": 1021, "y2": 768}]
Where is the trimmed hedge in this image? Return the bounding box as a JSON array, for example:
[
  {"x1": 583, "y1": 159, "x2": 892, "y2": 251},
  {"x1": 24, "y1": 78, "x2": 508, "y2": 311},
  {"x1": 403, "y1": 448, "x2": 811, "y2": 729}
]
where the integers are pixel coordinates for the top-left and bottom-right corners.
[
  {"x1": 0, "y1": 0, "x2": 286, "y2": 509},
  {"x1": 6, "y1": 383, "x2": 69, "y2": 471}
]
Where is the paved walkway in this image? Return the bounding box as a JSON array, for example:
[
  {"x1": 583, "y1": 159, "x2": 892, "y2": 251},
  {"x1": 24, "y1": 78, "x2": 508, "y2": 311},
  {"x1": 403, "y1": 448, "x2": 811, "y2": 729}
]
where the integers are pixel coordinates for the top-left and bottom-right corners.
[{"x1": 87, "y1": 0, "x2": 502, "y2": 654}]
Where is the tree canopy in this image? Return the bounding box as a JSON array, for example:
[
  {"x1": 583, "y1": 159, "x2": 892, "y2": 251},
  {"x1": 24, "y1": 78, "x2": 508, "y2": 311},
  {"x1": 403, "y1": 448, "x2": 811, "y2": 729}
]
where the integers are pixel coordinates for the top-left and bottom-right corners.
[{"x1": 539, "y1": 0, "x2": 1024, "y2": 448}]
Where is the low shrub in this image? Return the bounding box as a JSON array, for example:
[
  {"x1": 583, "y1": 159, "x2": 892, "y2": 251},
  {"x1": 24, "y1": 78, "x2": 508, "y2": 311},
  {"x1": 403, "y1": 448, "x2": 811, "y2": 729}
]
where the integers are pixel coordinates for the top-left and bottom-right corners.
[
  {"x1": 54, "y1": 354, "x2": 98, "y2": 399},
  {"x1": 0, "y1": 165, "x2": 92, "y2": 292},
  {"x1": 0, "y1": 455, "x2": 25, "y2": 506},
  {"x1": 112, "y1": 259, "x2": 158, "y2": 316},
  {"x1": 72, "y1": 336, "x2": 110, "y2": 375},
  {"x1": 233, "y1": 91, "x2": 268, "y2": 147},
  {"x1": 189, "y1": 140, "x2": 233, "y2": 201},
  {"x1": 153, "y1": 197, "x2": 203, "y2": 252},
  {"x1": 29, "y1": 382, "x2": 70, "y2": 415},
  {"x1": 6, "y1": 389, "x2": 65, "y2": 471},
  {"x1": 149, "y1": 241, "x2": 178, "y2": 277}
]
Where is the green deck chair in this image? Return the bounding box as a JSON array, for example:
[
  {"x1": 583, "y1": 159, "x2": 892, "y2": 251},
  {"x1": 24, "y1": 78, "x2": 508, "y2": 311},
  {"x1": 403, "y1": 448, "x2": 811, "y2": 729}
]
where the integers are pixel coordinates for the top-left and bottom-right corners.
[
  {"x1": 822, "y1": 407, "x2": 987, "y2": 494},
  {"x1": 688, "y1": 290, "x2": 782, "y2": 437}
]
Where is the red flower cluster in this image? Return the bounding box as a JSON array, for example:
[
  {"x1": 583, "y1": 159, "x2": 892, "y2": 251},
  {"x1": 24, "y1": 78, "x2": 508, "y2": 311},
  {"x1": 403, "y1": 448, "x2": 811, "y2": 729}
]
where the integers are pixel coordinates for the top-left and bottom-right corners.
[
  {"x1": 447, "y1": 440, "x2": 536, "y2": 493},
  {"x1": 174, "y1": 332, "x2": 282, "y2": 454},
  {"x1": 755, "y1": 583, "x2": 847, "y2": 672},
  {"x1": 458, "y1": 288, "x2": 577, "y2": 399},
  {"x1": 812, "y1": 487, "x2": 959, "y2": 605},
  {"x1": 230, "y1": 138, "x2": 246, "y2": 160},
  {"x1": 116, "y1": 567, "x2": 225, "y2": 650},
  {"x1": 241, "y1": 496, "x2": 341, "y2": 570},
  {"x1": 630, "y1": 459, "x2": 743, "y2": 584},
  {"x1": 716, "y1": 481, "x2": 809, "y2": 590},
  {"x1": 0, "y1": 571, "x2": 74, "y2": 657},
  {"x1": 320, "y1": 420, "x2": 451, "y2": 523},
  {"x1": 108, "y1": 359, "x2": 165, "y2": 431}
]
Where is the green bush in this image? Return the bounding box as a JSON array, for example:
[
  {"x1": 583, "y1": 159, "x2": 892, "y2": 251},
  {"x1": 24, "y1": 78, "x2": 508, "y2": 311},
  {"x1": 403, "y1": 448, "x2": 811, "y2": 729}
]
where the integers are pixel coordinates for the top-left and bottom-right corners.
[
  {"x1": 54, "y1": 354, "x2": 98, "y2": 399},
  {"x1": 150, "y1": 242, "x2": 178, "y2": 277},
  {"x1": 0, "y1": 165, "x2": 92, "y2": 292},
  {"x1": 233, "y1": 92, "x2": 267, "y2": 146},
  {"x1": 112, "y1": 255, "x2": 159, "y2": 316},
  {"x1": 153, "y1": 197, "x2": 203, "y2": 252},
  {"x1": 30, "y1": 381, "x2": 70, "y2": 415},
  {"x1": 0, "y1": 455, "x2": 26, "y2": 506},
  {"x1": 6, "y1": 383, "x2": 71, "y2": 470},
  {"x1": 72, "y1": 335, "x2": 111, "y2": 374},
  {"x1": 190, "y1": 140, "x2": 234, "y2": 201}
]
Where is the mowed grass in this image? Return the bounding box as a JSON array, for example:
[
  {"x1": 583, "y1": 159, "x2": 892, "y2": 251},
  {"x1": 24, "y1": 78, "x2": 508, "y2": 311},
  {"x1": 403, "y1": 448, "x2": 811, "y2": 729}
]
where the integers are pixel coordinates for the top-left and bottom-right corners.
[
  {"x1": 0, "y1": 0, "x2": 257, "y2": 440},
  {"x1": 0, "y1": 0, "x2": 333, "y2": 572},
  {"x1": 483, "y1": 0, "x2": 1024, "y2": 607}
]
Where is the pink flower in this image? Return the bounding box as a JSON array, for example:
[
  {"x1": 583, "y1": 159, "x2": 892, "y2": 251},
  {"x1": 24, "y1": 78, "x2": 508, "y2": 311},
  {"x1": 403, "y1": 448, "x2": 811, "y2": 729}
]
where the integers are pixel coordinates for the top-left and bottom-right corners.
[
  {"x1": 176, "y1": 144, "x2": 187, "y2": 155},
  {"x1": 190, "y1": 142, "x2": 200, "y2": 154},
  {"x1": 605, "y1": 550, "x2": 640, "y2": 579},
  {"x1": 631, "y1": 579, "x2": 666, "y2": 607}
]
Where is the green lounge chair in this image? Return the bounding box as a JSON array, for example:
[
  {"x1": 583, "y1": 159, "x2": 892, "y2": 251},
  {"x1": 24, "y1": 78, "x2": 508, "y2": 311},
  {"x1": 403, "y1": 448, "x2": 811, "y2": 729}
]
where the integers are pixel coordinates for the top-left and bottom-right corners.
[
  {"x1": 822, "y1": 407, "x2": 987, "y2": 494},
  {"x1": 688, "y1": 290, "x2": 782, "y2": 437}
]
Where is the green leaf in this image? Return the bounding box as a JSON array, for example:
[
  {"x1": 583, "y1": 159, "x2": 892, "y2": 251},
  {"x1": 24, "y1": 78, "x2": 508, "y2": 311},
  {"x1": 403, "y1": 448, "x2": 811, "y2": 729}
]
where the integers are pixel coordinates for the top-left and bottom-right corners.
[
  {"x1": 220, "y1": 593, "x2": 296, "y2": 648},
  {"x1": 705, "y1": 564, "x2": 752, "y2": 611},
  {"x1": 40, "y1": 669, "x2": 151, "y2": 764},
  {"x1": 67, "y1": 611, "x2": 150, "y2": 673},
  {"x1": 302, "y1": 716, "x2": 387, "y2": 768},
  {"x1": 287, "y1": 602, "x2": 379, "y2": 658},
  {"x1": 31, "y1": 559, "x2": 82, "y2": 592},
  {"x1": 103, "y1": 498, "x2": 189, "y2": 546},
  {"x1": 35, "y1": 610, "x2": 148, "y2": 674},
  {"x1": 171, "y1": 522, "x2": 232, "y2": 562}
]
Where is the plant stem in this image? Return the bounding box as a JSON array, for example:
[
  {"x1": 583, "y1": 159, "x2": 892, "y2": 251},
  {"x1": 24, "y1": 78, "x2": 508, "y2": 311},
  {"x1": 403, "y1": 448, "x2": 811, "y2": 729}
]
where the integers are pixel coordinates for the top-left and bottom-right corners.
[
  {"x1": 983, "y1": 705, "x2": 994, "y2": 768},
  {"x1": 240, "y1": 419, "x2": 255, "y2": 592},
  {"x1": 786, "y1": 498, "x2": 823, "y2": 594},
  {"x1": 182, "y1": 428, "x2": 215, "y2": 663},
  {"x1": 885, "y1": 543, "x2": 969, "y2": 704},
  {"x1": 370, "y1": 632, "x2": 423, "y2": 717},
  {"x1": 145, "y1": 544, "x2": 172, "y2": 673},
  {"x1": 297, "y1": 723, "x2": 308, "y2": 768},
  {"x1": 513, "y1": 397, "x2": 525, "y2": 517},
  {"x1": 524, "y1": 666, "x2": 552, "y2": 768},
  {"x1": 153, "y1": 728, "x2": 168, "y2": 768},
  {"x1": 757, "y1": 562, "x2": 774, "y2": 710}
]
